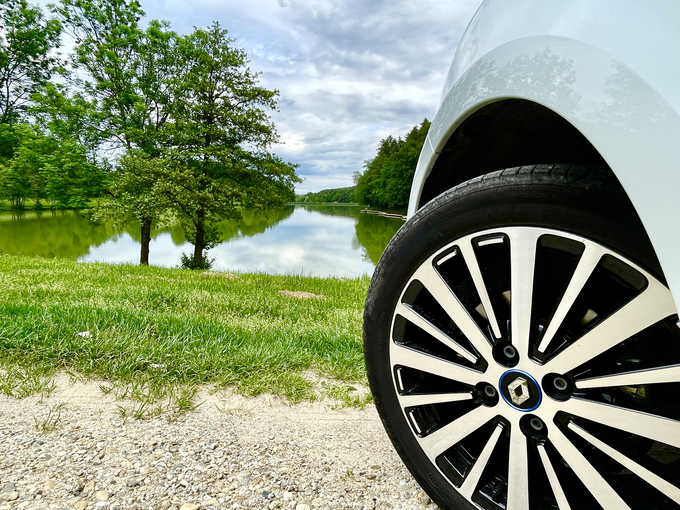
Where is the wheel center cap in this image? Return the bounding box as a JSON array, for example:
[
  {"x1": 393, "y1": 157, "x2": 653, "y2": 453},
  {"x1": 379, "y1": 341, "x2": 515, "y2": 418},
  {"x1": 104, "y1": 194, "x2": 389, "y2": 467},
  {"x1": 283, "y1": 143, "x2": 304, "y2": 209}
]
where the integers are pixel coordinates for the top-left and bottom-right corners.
[{"x1": 500, "y1": 370, "x2": 542, "y2": 411}]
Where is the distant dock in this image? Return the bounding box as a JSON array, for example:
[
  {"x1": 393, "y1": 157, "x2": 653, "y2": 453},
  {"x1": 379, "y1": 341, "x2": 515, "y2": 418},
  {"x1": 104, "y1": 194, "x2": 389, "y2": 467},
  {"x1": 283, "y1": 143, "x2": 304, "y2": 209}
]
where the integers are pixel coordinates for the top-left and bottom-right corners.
[{"x1": 360, "y1": 209, "x2": 407, "y2": 220}]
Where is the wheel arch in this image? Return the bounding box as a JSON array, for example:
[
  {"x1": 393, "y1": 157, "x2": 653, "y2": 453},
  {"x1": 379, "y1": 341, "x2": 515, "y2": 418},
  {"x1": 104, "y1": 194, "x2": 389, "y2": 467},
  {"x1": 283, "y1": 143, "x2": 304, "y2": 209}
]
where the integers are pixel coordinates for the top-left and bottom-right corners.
[
  {"x1": 409, "y1": 36, "x2": 680, "y2": 299},
  {"x1": 416, "y1": 99, "x2": 610, "y2": 209}
]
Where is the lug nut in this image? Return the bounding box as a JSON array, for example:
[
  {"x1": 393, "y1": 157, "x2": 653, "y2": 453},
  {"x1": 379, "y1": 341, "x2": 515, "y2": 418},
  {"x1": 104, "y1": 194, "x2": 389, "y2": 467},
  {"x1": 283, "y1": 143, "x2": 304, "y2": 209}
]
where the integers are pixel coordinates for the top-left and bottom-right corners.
[
  {"x1": 553, "y1": 377, "x2": 568, "y2": 391},
  {"x1": 530, "y1": 417, "x2": 544, "y2": 431},
  {"x1": 484, "y1": 385, "x2": 497, "y2": 398},
  {"x1": 503, "y1": 345, "x2": 517, "y2": 358}
]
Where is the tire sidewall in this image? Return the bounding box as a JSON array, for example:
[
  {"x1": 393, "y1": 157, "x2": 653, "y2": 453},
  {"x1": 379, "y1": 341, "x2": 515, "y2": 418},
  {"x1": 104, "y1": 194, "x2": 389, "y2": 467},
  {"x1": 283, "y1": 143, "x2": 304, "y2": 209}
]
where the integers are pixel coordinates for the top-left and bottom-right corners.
[{"x1": 364, "y1": 168, "x2": 661, "y2": 510}]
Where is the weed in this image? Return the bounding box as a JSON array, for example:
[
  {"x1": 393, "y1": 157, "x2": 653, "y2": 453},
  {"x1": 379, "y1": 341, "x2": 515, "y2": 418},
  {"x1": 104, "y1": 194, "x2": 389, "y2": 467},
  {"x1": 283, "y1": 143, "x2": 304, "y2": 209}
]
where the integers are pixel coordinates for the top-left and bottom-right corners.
[{"x1": 34, "y1": 402, "x2": 65, "y2": 433}]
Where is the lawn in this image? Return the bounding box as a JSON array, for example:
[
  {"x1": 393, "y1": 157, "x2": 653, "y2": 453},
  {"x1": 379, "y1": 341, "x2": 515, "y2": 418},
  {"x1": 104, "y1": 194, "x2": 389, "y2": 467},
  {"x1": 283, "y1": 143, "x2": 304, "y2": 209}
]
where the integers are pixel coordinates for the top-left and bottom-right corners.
[{"x1": 0, "y1": 255, "x2": 371, "y2": 416}]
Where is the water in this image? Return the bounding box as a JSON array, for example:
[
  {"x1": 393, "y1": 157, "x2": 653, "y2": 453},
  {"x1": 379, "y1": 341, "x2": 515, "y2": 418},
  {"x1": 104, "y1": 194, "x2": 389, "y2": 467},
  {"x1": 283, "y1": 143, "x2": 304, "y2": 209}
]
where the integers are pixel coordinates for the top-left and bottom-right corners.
[{"x1": 0, "y1": 205, "x2": 404, "y2": 278}]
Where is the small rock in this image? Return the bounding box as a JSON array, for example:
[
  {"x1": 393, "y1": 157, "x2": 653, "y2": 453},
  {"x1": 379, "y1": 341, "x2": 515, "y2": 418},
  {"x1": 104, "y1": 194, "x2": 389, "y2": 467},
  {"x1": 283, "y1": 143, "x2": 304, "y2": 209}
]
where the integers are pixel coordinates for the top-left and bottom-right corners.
[
  {"x1": 420, "y1": 496, "x2": 432, "y2": 505},
  {"x1": 203, "y1": 499, "x2": 219, "y2": 507},
  {"x1": 83, "y1": 481, "x2": 96, "y2": 492},
  {"x1": 126, "y1": 478, "x2": 141, "y2": 488},
  {"x1": 179, "y1": 504, "x2": 199, "y2": 510},
  {"x1": 95, "y1": 491, "x2": 109, "y2": 501},
  {"x1": 17, "y1": 502, "x2": 29, "y2": 510},
  {"x1": 366, "y1": 473, "x2": 376, "y2": 480},
  {"x1": 94, "y1": 503, "x2": 110, "y2": 509},
  {"x1": 296, "y1": 505, "x2": 310, "y2": 510},
  {"x1": 370, "y1": 465, "x2": 381, "y2": 470},
  {"x1": 0, "y1": 485, "x2": 14, "y2": 494},
  {"x1": 0, "y1": 504, "x2": 11, "y2": 510},
  {"x1": 282, "y1": 491, "x2": 294, "y2": 501},
  {"x1": 44, "y1": 480, "x2": 56, "y2": 490},
  {"x1": 262, "y1": 491, "x2": 269, "y2": 499},
  {"x1": 74, "y1": 501, "x2": 89, "y2": 510}
]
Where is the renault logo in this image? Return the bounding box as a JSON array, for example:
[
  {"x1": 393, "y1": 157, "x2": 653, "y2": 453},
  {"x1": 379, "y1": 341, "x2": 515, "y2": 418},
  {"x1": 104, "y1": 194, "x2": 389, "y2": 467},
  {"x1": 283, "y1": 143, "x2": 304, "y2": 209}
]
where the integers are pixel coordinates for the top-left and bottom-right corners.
[{"x1": 507, "y1": 376, "x2": 530, "y2": 406}]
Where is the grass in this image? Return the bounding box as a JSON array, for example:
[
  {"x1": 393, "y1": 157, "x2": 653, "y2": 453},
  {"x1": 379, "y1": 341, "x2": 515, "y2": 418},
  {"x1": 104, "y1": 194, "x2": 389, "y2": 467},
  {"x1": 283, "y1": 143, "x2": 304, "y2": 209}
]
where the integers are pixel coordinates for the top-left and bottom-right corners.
[{"x1": 0, "y1": 254, "x2": 372, "y2": 415}]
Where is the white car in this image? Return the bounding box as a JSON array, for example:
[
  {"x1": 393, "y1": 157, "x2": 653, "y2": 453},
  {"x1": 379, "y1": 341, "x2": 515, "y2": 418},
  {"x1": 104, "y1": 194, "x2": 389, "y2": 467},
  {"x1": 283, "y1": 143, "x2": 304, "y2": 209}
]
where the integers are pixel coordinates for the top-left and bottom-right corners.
[{"x1": 363, "y1": 2, "x2": 680, "y2": 509}]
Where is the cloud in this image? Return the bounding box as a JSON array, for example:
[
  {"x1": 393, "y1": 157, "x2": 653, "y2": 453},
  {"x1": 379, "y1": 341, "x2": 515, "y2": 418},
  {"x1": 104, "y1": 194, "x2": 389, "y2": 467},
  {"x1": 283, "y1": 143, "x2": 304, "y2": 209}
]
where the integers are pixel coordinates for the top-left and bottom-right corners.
[{"x1": 35, "y1": 0, "x2": 482, "y2": 193}]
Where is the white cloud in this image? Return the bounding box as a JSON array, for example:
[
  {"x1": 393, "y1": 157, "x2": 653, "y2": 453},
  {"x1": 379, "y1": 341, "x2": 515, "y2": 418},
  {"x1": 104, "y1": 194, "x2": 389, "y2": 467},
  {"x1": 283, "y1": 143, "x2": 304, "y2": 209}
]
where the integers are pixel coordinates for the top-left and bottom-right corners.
[{"x1": 35, "y1": 0, "x2": 483, "y2": 194}]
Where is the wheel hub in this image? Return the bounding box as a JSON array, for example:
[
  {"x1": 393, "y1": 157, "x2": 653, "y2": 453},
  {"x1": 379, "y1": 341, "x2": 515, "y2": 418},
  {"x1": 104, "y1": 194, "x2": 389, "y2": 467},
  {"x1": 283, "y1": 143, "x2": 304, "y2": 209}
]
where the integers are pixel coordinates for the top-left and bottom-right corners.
[{"x1": 499, "y1": 370, "x2": 542, "y2": 411}]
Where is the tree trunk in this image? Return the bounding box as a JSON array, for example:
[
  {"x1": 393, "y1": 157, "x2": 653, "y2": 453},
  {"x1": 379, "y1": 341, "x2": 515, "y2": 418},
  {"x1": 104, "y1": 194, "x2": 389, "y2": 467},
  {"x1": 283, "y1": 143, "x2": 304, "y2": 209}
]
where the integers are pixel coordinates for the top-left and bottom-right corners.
[
  {"x1": 193, "y1": 209, "x2": 205, "y2": 268},
  {"x1": 140, "y1": 216, "x2": 152, "y2": 265}
]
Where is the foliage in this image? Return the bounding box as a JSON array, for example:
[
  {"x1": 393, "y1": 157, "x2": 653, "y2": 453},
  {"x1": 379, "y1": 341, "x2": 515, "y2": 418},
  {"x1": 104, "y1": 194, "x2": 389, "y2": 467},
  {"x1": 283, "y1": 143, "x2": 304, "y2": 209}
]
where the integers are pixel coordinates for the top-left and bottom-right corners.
[
  {"x1": 0, "y1": 123, "x2": 102, "y2": 208},
  {"x1": 47, "y1": 2, "x2": 300, "y2": 267},
  {"x1": 156, "y1": 22, "x2": 300, "y2": 268},
  {"x1": 48, "y1": 0, "x2": 183, "y2": 263},
  {"x1": 295, "y1": 186, "x2": 356, "y2": 204},
  {"x1": 0, "y1": 0, "x2": 62, "y2": 124},
  {"x1": 179, "y1": 251, "x2": 214, "y2": 270},
  {"x1": 355, "y1": 119, "x2": 430, "y2": 211}
]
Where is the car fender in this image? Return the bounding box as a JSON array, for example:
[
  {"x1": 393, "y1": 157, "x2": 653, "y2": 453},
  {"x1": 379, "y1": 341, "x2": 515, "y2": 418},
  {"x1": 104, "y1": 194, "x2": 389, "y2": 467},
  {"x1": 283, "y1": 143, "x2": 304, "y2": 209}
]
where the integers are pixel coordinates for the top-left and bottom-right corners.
[{"x1": 409, "y1": 34, "x2": 680, "y2": 300}]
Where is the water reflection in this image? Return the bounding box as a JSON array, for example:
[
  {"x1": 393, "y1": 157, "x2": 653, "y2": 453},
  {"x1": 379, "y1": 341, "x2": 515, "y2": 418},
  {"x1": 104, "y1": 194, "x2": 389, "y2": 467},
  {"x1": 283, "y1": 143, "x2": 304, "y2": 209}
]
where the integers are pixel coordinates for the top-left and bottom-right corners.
[{"x1": 0, "y1": 206, "x2": 404, "y2": 277}]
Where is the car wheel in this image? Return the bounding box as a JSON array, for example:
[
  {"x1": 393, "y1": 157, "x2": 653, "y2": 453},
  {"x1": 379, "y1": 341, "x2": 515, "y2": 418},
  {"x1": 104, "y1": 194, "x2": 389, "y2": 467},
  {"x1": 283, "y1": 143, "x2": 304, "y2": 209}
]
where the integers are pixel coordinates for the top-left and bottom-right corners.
[{"x1": 364, "y1": 165, "x2": 680, "y2": 510}]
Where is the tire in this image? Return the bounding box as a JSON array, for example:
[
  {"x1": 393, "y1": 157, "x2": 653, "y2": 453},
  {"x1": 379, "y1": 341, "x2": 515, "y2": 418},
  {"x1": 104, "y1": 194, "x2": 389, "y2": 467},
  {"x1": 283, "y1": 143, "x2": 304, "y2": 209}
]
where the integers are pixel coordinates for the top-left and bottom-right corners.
[{"x1": 364, "y1": 164, "x2": 680, "y2": 510}]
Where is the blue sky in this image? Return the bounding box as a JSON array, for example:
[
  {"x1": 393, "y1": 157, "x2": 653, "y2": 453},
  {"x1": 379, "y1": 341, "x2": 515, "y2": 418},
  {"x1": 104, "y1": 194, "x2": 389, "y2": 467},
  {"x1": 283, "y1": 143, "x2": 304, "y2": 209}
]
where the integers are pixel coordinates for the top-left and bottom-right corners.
[{"x1": 37, "y1": 0, "x2": 483, "y2": 193}]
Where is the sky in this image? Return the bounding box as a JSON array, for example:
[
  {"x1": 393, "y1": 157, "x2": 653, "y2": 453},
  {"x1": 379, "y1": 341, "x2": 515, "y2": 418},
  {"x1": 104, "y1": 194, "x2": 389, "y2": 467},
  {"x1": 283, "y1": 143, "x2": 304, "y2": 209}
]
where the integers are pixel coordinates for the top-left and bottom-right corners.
[{"x1": 36, "y1": 0, "x2": 484, "y2": 193}]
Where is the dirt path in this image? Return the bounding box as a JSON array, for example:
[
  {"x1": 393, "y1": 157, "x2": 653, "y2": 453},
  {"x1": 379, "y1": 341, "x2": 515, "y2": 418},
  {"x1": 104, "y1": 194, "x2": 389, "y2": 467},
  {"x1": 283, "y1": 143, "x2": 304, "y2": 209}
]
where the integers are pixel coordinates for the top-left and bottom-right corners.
[{"x1": 0, "y1": 376, "x2": 435, "y2": 510}]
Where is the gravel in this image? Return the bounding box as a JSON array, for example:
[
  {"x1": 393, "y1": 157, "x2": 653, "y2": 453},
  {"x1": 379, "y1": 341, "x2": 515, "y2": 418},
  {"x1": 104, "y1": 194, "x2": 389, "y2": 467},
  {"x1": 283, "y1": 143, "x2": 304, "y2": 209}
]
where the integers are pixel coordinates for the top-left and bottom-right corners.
[{"x1": 0, "y1": 375, "x2": 437, "y2": 510}]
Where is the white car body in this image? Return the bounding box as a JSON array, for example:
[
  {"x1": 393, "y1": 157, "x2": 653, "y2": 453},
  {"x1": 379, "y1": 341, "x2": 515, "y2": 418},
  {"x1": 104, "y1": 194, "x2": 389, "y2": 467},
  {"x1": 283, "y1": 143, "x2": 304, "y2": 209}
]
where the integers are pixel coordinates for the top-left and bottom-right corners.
[{"x1": 409, "y1": 0, "x2": 680, "y2": 299}]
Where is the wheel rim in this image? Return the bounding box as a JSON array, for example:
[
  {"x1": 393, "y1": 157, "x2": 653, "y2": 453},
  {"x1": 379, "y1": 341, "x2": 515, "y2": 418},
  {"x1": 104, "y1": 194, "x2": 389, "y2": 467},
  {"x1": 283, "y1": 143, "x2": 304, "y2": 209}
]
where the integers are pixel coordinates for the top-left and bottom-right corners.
[{"x1": 389, "y1": 226, "x2": 680, "y2": 510}]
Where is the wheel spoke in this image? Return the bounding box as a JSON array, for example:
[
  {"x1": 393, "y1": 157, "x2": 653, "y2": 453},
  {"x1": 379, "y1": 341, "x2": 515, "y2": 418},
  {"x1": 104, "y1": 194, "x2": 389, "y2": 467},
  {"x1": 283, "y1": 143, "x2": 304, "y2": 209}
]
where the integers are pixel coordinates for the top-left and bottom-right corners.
[
  {"x1": 508, "y1": 229, "x2": 541, "y2": 358},
  {"x1": 390, "y1": 343, "x2": 486, "y2": 386},
  {"x1": 412, "y1": 263, "x2": 493, "y2": 361},
  {"x1": 576, "y1": 364, "x2": 680, "y2": 389},
  {"x1": 396, "y1": 302, "x2": 477, "y2": 363},
  {"x1": 563, "y1": 398, "x2": 680, "y2": 448},
  {"x1": 458, "y1": 239, "x2": 503, "y2": 340},
  {"x1": 399, "y1": 391, "x2": 473, "y2": 407},
  {"x1": 546, "y1": 279, "x2": 676, "y2": 375},
  {"x1": 458, "y1": 424, "x2": 504, "y2": 499},
  {"x1": 417, "y1": 405, "x2": 497, "y2": 461},
  {"x1": 568, "y1": 422, "x2": 680, "y2": 504},
  {"x1": 537, "y1": 444, "x2": 572, "y2": 510},
  {"x1": 537, "y1": 244, "x2": 603, "y2": 353},
  {"x1": 549, "y1": 427, "x2": 631, "y2": 510},
  {"x1": 507, "y1": 424, "x2": 530, "y2": 510}
]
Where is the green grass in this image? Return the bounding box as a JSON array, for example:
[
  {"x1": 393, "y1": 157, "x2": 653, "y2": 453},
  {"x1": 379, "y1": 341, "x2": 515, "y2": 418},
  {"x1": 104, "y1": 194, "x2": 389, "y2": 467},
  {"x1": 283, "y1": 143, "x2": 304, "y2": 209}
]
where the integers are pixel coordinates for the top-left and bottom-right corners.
[{"x1": 0, "y1": 254, "x2": 372, "y2": 415}]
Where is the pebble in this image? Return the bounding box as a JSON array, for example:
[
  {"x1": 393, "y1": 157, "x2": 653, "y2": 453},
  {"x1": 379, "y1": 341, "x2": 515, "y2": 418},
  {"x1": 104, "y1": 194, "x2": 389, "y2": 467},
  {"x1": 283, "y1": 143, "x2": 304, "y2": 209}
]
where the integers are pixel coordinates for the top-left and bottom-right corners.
[{"x1": 0, "y1": 376, "x2": 437, "y2": 510}]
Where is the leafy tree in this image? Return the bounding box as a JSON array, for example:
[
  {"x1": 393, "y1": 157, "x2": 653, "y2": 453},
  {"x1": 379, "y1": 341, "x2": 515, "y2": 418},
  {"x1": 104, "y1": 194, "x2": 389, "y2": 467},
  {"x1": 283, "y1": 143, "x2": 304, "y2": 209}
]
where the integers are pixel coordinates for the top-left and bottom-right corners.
[
  {"x1": 0, "y1": 123, "x2": 102, "y2": 209},
  {"x1": 355, "y1": 119, "x2": 430, "y2": 211},
  {"x1": 50, "y1": 0, "x2": 182, "y2": 263},
  {"x1": 158, "y1": 22, "x2": 299, "y2": 268},
  {"x1": 0, "y1": 0, "x2": 61, "y2": 124}
]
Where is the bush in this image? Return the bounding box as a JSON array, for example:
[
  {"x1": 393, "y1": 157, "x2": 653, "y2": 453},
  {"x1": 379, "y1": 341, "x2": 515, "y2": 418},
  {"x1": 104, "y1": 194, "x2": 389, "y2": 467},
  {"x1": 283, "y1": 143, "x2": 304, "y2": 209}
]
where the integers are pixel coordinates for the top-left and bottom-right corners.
[{"x1": 179, "y1": 251, "x2": 214, "y2": 270}]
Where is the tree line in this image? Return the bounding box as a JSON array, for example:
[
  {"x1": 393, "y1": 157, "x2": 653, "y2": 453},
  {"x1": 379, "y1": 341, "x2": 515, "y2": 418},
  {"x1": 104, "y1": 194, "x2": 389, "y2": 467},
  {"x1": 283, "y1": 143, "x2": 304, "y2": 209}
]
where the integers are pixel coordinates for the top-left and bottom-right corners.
[
  {"x1": 354, "y1": 119, "x2": 430, "y2": 211},
  {"x1": 0, "y1": 0, "x2": 299, "y2": 268},
  {"x1": 295, "y1": 186, "x2": 355, "y2": 204}
]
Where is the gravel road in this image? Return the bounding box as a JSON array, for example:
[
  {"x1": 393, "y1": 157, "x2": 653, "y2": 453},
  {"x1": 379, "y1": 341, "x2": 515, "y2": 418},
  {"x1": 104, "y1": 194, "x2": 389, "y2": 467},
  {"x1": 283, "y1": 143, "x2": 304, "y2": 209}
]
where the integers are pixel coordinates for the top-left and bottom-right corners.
[{"x1": 0, "y1": 376, "x2": 436, "y2": 510}]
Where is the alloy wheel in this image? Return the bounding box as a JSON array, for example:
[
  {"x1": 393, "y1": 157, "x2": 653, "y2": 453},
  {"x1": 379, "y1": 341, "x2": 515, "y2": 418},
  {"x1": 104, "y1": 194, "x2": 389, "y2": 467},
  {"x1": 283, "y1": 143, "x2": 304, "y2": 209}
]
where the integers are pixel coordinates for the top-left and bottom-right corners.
[{"x1": 389, "y1": 226, "x2": 680, "y2": 509}]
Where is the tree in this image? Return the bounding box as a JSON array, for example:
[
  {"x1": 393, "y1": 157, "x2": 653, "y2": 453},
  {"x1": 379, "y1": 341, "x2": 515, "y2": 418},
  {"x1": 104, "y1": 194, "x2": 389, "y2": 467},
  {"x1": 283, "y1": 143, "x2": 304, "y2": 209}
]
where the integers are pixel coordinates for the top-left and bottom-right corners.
[
  {"x1": 0, "y1": 0, "x2": 61, "y2": 124},
  {"x1": 50, "y1": 0, "x2": 182, "y2": 264},
  {"x1": 157, "y1": 23, "x2": 299, "y2": 268},
  {"x1": 0, "y1": 122, "x2": 102, "y2": 208}
]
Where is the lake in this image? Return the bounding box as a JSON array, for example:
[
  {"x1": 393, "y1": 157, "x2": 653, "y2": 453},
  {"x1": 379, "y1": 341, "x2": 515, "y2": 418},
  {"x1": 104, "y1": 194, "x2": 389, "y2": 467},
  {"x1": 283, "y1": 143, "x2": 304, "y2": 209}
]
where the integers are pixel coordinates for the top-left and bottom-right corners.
[{"x1": 0, "y1": 205, "x2": 404, "y2": 278}]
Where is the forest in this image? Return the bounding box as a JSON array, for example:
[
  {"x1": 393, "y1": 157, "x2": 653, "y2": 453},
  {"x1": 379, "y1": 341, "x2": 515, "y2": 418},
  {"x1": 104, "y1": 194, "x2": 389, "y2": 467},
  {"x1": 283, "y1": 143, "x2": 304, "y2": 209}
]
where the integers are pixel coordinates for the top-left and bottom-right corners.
[
  {"x1": 354, "y1": 119, "x2": 430, "y2": 212},
  {"x1": 0, "y1": 0, "x2": 298, "y2": 268}
]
